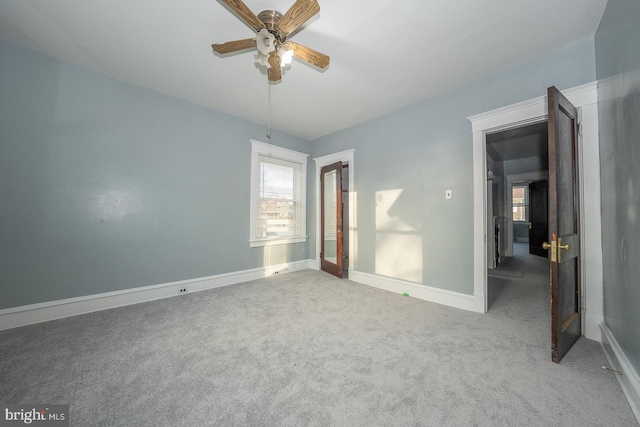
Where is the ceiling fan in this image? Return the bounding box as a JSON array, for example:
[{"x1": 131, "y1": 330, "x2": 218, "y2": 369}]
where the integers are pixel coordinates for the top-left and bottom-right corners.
[{"x1": 212, "y1": 0, "x2": 330, "y2": 82}]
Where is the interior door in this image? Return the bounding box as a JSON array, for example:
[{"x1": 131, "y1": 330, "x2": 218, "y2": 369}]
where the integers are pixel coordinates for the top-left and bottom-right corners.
[
  {"x1": 528, "y1": 179, "x2": 548, "y2": 258},
  {"x1": 321, "y1": 161, "x2": 343, "y2": 277},
  {"x1": 547, "y1": 86, "x2": 581, "y2": 363}
]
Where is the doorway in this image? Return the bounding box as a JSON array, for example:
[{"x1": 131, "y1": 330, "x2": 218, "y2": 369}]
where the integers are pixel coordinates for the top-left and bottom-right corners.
[
  {"x1": 320, "y1": 162, "x2": 349, "y2": 278},
  {"x1": 313, "y1": 149, "x2": 355, "y2": 279},
  {"x1": 470, "y1": 83, "x2": 605, "y2": 363},
  {"x1": 469, "y1": 82, "x2": 602, "y2": 344},
  {"x1": 486, "y1": 121, "x2": 549, "y2": 260},
  {"x1": 485, "y1": 122, "x2": 550, "y2": 309}
]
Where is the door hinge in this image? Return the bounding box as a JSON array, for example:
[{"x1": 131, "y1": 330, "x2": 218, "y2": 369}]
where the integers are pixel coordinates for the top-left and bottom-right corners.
[
  {"x1": 577, "y1": 122, "x2": 583, "y2": 138},
  {"x1": 580, "y1": 295, "x2": 586, "y2": 312}
]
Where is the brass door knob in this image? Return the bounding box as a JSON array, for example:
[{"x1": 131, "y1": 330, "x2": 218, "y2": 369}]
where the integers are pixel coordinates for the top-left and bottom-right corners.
[
  {"x1": 557, "y1": 238, "x2": 570, "y2": 262},
  {"x1": 542, "y1": 242, "x2": 551, "y2": 250}
]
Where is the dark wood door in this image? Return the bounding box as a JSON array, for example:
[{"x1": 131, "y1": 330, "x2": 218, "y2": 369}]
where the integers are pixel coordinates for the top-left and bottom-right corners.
[
  {"x1": 528, "y1": 179, "x2": 548, "y2": 258},
  {"x1": 320, "y1": 161, "x2": 343, "y2": 277},
  {"x1": 547, "y1": 86, "x2": 581, "y2": 363}
]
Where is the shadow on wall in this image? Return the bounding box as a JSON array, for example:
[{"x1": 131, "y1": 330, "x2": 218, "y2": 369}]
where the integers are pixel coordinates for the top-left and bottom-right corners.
[{"x1": 374, "y1": 186, "x2": 424, "y2": 284}]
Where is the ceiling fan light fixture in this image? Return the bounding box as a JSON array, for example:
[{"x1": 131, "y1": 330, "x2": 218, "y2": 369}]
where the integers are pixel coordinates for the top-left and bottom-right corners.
[
  {"x1": 278, "y1": 47, "x2": 294, "y2": 67},
  {"x1": 256, "y1": 29, "x2": 276, "y2": 56},
  {"x1": 254, "y1": 53, "x2": 271, "y2": 68}
]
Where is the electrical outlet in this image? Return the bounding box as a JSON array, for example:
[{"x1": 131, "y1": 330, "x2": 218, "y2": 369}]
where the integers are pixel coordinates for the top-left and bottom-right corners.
[{"x1": 178, "y1": 287, "x2": 187, "y2": 294}]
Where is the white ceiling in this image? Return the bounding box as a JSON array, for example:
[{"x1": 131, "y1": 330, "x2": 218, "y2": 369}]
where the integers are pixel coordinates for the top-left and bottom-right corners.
[{"x1": 0, "y1": 0, "x2": 608, "y2": 140}]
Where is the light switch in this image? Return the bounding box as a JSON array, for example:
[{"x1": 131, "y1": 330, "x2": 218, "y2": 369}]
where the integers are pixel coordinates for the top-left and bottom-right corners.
[{"x1": 445, "y1": 189, "x2": 452, "y2": 200}]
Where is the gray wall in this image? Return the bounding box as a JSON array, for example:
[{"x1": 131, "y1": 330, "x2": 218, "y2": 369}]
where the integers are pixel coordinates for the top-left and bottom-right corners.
[
  {"x1": 0, "y1": 42, "x2": 310, "y2": 309},
  {"x1": 513, "y1": 223, "x2": 529, "y2": 240},
  {"x1": 311, "y1": 39, "x2": 596, "y2": 295},
  {"x1": 595, "y1": 0, "x2": 640, "y2": 375}
]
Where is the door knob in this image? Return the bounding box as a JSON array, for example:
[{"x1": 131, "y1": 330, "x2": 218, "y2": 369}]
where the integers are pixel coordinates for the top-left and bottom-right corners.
[
  {"x1": 557, "y1": 238, "x2": 570, "y2": 262},
  {"x1": 542, "y1": 242, "x2": 551, "y2": 250}
]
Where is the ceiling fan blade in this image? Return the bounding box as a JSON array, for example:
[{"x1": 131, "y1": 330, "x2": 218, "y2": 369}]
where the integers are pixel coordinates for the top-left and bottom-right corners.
[
  {"x1": 284, "y1": 41, "x2": 329, "y2": 69},
  {"x1": 212, "y1": 38, "x2": 256, "y2": 54},
  {"x1": 268, "y1": 51, "x2": 282, "y2": 82},
  {"x1": 220, "y1": 0, "x2": 265, "y2": 32},
  {"x1": 277, "y1": 0, "x2": 320, "y2": 36}
]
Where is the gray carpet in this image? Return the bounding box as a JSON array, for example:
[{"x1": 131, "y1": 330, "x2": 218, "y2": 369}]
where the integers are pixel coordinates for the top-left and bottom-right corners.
[
  {"x1": 1, "y1": 265, "x2": 637, "y2": 426},
  {"x1": 487, "y1": 242, "x2": 550, "y2": 310},
  {"x1": 487, "y1": 269, "x2": 524, "y2": 278},
  {"x1": 489, "y1": 242, "x2": 549, "y2": 283}
]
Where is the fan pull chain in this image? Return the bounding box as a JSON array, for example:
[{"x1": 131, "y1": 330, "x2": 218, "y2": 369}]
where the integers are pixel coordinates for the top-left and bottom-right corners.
[{"x1": 266, "y1": 83, "x2": 272, "y2": 139}]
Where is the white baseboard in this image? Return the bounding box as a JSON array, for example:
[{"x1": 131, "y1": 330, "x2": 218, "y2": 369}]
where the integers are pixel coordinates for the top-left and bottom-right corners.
[
  {"x1": 350, "y1": 270, "x2": 478, "y2": 312},
  {"x1": 600, "y1": 322, "x2": 640, "y2": 423},
  {"x1": 0, "y1": 259, "x2": 313, "y2": 331}
]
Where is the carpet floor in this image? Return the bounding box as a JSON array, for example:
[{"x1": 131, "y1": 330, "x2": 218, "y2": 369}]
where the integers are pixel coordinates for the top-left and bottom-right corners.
[{"x1": 1, "y1": 252, "x2": 637, "y2": 426}]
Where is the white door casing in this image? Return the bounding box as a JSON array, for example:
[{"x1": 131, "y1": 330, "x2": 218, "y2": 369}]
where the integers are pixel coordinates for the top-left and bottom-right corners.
[
  {"x1": 468, "y1": 82, "x2": 603, "y2": 341},
  {"x1": 313, "y1": 150, "x2": 355, "y2": 277}
]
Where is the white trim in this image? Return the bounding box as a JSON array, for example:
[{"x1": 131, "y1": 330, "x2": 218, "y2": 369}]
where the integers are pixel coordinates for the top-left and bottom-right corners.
[
  {"x1": 0, "y1": 260, "x2": 313, "y2": 331},
  {"x1": 600, "y1": 322, "x2": 640, "y2": 422},
  {"x1": 351, "y1": 270, "x2": 477, "y2": 312},
  {"x1": 249, "y1": 139, "x2": 309, "y2": 247},
  {"x1": 468, "y1": 82, "x2": 598, "y2": 132},
  {"x1": 313, "y1": 149, "x2": 356, "y2": 277},
  {"x1": 467, "y1": 82, "x2": 603, "y2": 341},
  {"x1": 250, "y1": 139, "x2": 310, "y2": 164},
  {"x1": 576, "y1": 101, "x2": 604, "y2": 342}
]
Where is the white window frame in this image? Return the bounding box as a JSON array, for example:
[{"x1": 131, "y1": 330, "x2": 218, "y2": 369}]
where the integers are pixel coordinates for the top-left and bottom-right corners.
[
  {"x1": 249, "y1": 140, "x2": 308, "y2": 247},
  {"x1": 512, "y1": 184, "x2": 529, "y2": 222}
]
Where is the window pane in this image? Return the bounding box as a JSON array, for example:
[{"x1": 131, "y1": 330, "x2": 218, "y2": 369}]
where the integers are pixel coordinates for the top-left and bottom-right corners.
[
  {"x1": 513, "y1": 206, "x2": 526, "y2": 221},
  {"x1": 258, "y1": 160, "x2": 299, "y2": 238},
  {"x1": 249, "y1": 140, "x2": 308, "y2": 247},
  {"x1": 512, "y1": 186, "x2": 527, "y2": 222}
]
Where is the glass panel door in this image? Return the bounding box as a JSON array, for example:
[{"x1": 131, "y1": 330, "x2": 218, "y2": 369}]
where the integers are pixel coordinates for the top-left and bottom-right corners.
[{"x1": 321, "y1": 161, "x2": 342, "y2": 277}]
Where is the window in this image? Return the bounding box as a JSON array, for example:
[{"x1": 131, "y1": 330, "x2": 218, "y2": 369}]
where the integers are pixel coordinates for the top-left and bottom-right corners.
[
  {"x1": 512, "y1": 185, "x2": 528, "y2": 222},
  {"x1": 250, "y1": 140, "x2": 308, "y2": 247}
]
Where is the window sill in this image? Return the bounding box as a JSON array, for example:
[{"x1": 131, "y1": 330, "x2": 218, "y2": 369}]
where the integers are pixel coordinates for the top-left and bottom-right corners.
[{"x1": 249, "y1": 236, "x2": 308, "y2": 248}]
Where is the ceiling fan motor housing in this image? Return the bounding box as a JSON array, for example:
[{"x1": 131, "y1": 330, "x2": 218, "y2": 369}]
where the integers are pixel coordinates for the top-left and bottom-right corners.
[{"x1": 258, "y1": 10, "x2": 286, "y2": 43}]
